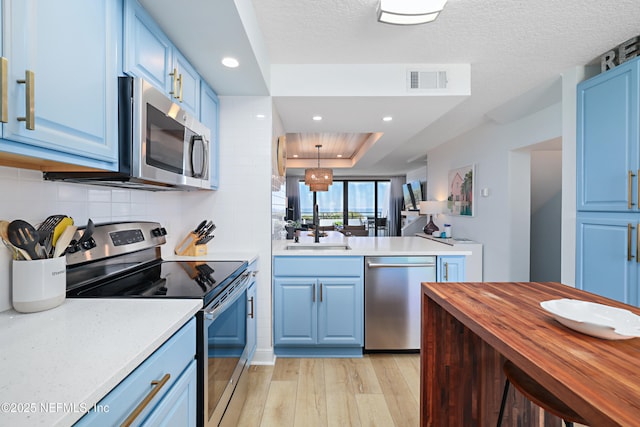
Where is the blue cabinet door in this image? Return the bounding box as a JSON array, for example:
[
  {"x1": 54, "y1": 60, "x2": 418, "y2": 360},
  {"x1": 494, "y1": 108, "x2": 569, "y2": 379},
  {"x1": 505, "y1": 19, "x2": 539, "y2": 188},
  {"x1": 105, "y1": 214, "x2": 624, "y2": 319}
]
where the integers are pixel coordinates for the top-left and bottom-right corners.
[
  {"x1": 2, "y1": 0, "x2": 120, "y2": 170},
  {"x1": 317, "y1": 277, "x2": 363, "y2": 346},
  {"x1": 200, "y1": 83, "x2": 219, "y2": 189},
  {"x1": 437, "y1": 256, "x2": 466, "y2": 282},
  {"x1": 576, "y1": 213, "x2": 638, "y2": 306},
  {"x1": 123, "y1": 0, "x2": 173, "y2": 94},
  {"x1": 140, "y1": 360, "x2": 197, "y2": 427},
  {"x1": 172, "y1": 51, "x2": 200, "y2": 116},
  {"x1": 577, "y1": 58, "x2": 639, "y2": 212},
  {"x1": 273, "y1": 277, "x2": 317, "y2": 345}
]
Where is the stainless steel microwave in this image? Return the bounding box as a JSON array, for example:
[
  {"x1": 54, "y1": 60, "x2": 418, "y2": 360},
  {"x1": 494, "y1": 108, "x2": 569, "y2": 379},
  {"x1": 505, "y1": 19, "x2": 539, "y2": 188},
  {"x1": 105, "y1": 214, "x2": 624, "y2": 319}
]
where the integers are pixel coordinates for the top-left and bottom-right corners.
[{"x1": 44, "y1": 76, "x2": 211, "y2": 191}]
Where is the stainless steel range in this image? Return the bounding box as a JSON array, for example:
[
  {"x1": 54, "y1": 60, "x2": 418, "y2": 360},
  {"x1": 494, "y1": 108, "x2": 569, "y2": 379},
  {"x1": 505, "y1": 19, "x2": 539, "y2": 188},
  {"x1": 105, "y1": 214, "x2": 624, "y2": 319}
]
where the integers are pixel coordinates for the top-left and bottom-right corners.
[{"x1": 65, "y1": 221, "x2": 251, "y2": 427}]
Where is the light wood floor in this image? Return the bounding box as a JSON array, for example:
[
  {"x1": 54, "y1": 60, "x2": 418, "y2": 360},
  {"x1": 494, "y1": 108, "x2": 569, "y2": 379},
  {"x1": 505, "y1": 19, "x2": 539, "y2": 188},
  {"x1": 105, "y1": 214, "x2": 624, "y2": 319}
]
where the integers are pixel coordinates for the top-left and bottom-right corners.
[{"x1": 235, "y1": 354, "x2": 420, "y2": 427}]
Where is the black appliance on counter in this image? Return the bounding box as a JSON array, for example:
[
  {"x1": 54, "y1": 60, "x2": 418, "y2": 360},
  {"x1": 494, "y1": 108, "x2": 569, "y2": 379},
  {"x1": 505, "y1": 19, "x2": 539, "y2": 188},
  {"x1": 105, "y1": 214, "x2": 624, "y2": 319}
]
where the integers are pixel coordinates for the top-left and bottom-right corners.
[{"x1": 65, "y1": 221, "x2": 252, "y2": 427}]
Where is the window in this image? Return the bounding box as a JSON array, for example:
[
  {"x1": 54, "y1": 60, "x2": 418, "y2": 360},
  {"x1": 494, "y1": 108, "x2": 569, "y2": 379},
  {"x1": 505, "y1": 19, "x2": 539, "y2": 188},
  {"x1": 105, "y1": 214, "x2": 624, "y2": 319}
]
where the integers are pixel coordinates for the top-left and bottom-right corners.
[{"x1": 299, "y1": 179, "x2": 391, "y2": 235}]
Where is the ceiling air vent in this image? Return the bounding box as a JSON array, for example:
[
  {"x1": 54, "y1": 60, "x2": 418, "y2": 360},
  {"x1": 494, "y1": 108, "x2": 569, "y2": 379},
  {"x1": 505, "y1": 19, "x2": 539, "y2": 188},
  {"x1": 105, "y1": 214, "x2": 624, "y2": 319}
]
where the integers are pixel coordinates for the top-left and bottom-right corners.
[{"x1": 407, "y1": 70, "x2": 447, "y2": 90}]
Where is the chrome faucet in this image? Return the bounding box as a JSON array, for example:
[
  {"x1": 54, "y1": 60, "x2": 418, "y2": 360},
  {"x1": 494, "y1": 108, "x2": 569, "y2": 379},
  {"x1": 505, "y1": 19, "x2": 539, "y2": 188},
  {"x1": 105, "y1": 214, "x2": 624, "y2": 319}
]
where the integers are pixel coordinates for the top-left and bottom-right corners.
[{"x1": 313, "y1": 203, "x2": 320, "y2": 243}]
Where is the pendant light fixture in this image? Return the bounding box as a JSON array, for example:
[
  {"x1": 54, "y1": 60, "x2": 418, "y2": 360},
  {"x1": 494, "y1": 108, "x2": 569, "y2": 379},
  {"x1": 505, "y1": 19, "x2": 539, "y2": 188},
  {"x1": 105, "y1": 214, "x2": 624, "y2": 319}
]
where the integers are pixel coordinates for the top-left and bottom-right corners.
[{"x1": 305, "y1": 144, "x2": 333, "y2": 192}]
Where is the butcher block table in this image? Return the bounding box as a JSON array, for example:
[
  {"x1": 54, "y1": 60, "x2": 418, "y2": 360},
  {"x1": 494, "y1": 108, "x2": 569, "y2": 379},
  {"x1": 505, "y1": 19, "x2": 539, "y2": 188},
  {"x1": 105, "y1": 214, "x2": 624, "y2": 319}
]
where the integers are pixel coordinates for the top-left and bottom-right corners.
[{"x1": 421, "y1": 281, "x2": 640, "y2": 427}]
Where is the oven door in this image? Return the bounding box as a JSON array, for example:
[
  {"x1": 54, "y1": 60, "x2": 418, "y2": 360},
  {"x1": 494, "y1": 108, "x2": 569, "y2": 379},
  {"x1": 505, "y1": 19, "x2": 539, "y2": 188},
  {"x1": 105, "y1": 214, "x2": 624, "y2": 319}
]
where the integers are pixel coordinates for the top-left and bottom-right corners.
[{"x1": 202, "y1": 271, "x2": 250, "y2": 427}]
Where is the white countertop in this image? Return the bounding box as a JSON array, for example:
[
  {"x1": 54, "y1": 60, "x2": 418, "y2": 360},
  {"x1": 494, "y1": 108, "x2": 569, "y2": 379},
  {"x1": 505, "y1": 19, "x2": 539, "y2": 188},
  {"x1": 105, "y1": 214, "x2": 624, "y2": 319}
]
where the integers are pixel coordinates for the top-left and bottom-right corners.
[
  {"x1": 0, "y1": 298, "x2": 201, "y2": 427},
  {"x1": 273, "y1": 232, "x2": 477, "y2": 256},
  {"x1": 273, "y1": 232, "x2": 483, "y2": 281}
]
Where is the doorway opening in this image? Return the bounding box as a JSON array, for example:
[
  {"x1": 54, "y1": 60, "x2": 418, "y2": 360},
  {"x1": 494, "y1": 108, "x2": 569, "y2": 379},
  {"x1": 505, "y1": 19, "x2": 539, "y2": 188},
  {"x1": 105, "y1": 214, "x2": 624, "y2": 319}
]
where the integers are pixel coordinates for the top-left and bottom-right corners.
[{"x1": 529, "y1": 137, "x2": 562, "y2": 282}]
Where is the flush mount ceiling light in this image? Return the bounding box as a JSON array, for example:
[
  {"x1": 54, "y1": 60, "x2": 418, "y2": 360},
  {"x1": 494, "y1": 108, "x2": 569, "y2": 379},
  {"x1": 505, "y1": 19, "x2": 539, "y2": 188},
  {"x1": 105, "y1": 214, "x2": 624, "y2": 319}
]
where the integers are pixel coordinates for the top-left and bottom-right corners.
[
  {"x1": 312, "y1": 115, "x2": 323, "y2": 121},
  {"x1": 382, "y1": 116, "x2": 393, "y2": 122},
  {"x1": 377, "y1": 0, "x2": 448, "y2": 25},
  {"x1": 221, "y1": 57, "x2": 239, "y2": 68},
  {"x1": 305, "y1": 144, "x2": 333, "y2": 192}
]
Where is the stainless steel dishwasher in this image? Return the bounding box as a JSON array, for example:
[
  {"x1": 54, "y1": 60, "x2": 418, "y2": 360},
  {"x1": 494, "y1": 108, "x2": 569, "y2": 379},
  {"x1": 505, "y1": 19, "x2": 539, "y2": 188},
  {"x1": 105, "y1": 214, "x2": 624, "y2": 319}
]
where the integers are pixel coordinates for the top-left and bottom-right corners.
[{"x1": 364, "y1": 256, "x2": 436, "y2": 351}]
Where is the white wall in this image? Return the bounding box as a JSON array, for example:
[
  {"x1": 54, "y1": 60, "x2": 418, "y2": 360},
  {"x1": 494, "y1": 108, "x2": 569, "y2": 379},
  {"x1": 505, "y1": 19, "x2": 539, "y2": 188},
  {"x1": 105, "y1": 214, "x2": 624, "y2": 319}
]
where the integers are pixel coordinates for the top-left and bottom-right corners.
[
  {"x1": 427, "y1": 103, "x2": 562, "y2": 281},
  {"x1": 0, "y1": 96, "x2": 276, "y2": 364}
]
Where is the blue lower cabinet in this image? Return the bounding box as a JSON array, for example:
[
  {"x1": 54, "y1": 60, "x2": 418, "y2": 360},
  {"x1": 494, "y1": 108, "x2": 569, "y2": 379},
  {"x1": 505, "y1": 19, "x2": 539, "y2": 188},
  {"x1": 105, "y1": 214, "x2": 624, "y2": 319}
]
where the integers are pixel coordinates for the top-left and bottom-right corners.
[
  {"x1": 140, "y1": 360, "x2": 197, "y2": 427},
  {"x1": 74, "y1": 319, "x2": 196, "y2": 426},
  {"x1": 576, "y1": 213, "x2": 638, "y2": 306},
  {"x1": 273, "y1": 256, "x2": 364, "y2": 357},
  {"x1": 437, "y1": 256, "x2": 466, "y2": 282}
]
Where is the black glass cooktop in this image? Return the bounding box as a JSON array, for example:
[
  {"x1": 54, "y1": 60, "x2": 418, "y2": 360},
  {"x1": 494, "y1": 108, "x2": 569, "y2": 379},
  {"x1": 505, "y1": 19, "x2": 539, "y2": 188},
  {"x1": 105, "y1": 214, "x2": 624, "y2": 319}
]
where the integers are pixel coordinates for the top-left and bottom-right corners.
[{"x1": 66, "y1": 259, "x2": 247, "y2": 306}]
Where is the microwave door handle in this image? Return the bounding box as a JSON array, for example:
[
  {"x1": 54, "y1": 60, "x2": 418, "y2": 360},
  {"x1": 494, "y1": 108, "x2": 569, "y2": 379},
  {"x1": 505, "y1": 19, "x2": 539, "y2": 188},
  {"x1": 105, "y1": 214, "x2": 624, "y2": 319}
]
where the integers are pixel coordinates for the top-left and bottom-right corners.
[{"x1": 190, "y1": 135, "x2": 207, "y2": 178}]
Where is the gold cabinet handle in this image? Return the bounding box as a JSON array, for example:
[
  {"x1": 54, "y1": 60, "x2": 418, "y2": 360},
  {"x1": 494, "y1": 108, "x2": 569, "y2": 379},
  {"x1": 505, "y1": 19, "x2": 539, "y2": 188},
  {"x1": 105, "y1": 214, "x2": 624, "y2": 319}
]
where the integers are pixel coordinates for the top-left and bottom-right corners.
[
  {"x1": 17, "y1": 70, "x2": 35, "y2": 130},
  {"x1": 312, "y1": 283, "x2": 316, "y2": 303},
  {"x1": 177, "y1": 73, "x2": 183, "y2": 102},
  {"x1": 628, "y1": 224, "x2": 635, "y2": 261},
  {"x1": 248, "y1": 296, "x2": 254, "y2": 319},
  {"x1": 120, "y1": 373, "x2": 170, "y2": 427},
  {"x1": 444, "y1": 262, "x2": 449, "y2": 281},
  {"x1": 320, "y1": 283, "x2": 323, "y2": 302},
  {"x1": 0, "y1": 57, "x2": 7, "y2": 123},
  {"x1": 629, "y1": 171, "x2": 637, "y2": 209},
  {"x1": 169, "y1": 67, "x2": 178, "y2": 98}
]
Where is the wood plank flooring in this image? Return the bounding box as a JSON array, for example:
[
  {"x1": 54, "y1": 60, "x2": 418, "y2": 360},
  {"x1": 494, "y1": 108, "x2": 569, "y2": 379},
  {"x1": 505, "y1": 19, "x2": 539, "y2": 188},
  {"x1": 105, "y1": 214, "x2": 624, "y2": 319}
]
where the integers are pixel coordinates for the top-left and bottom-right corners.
[{"x1": 236, "y1": 354, "x2": 420, "y2": 427}]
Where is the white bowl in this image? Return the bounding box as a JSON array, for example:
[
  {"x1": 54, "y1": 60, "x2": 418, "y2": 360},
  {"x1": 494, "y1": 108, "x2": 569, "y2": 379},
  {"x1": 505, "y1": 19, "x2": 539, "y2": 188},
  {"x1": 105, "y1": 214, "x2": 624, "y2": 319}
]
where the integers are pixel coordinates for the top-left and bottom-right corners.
[{"x1": 540, "y1": 298, "x2": 640, "y2": 340}]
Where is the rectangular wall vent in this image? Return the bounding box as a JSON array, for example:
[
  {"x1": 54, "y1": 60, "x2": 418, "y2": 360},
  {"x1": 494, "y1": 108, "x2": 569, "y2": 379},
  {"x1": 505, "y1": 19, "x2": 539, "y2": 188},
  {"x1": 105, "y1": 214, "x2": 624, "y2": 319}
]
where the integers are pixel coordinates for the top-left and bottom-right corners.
[{"x1": 407, "y1": 70, "x2": 447, "y2": 90}]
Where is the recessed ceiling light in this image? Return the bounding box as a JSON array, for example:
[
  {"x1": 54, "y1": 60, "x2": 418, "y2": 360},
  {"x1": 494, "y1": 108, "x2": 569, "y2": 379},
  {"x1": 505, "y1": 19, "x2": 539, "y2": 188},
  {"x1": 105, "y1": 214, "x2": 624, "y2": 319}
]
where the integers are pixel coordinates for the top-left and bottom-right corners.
[
  {"x1": 383, "y1": 116, "x2": 393, "y2": 122},
  {"x1": 256, "y1": 114, "x2": 266, "y2": 119},
  {"x1": 221, "y1": 57, "x2": 239, "y2": 68},
  {"x1": 337, "y1": 154, "x2": 343, "y2": 158},
  {"x1": 312, "y1": 116, "x2": 323, "y2": 121},
  {"x1": 293, "y1": 154, "x2": 299, "y2": 158}
]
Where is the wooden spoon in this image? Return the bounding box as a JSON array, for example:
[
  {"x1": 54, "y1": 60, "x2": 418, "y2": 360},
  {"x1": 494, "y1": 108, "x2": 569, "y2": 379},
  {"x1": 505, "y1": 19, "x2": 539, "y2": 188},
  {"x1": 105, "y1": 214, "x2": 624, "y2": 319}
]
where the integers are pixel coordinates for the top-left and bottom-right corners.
[
  {"x1": 8, "y1": 220, "x2": 40, "y2": 260},
  {"x1": 53, "y1": 225, "x2": 77, "y2": 258}
]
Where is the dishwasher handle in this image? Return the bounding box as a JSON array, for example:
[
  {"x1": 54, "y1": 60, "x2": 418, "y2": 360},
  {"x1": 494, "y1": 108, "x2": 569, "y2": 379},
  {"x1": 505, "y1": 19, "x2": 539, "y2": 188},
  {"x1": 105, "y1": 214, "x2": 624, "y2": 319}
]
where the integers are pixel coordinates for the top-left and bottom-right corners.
[{"x1": 367, "y1": 262, "x2": 436, "y2": 268}]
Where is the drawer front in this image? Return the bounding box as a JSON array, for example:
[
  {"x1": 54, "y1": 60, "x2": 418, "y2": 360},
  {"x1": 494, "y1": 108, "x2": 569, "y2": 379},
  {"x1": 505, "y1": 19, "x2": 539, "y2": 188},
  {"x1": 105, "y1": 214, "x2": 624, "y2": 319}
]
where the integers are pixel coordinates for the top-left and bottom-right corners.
[
  {"x1": 274, "y1": 256, "x2": 363, "y2": 277},
  {"x1": 75, "y1": 318, "x2": 196, "y2": 426}
]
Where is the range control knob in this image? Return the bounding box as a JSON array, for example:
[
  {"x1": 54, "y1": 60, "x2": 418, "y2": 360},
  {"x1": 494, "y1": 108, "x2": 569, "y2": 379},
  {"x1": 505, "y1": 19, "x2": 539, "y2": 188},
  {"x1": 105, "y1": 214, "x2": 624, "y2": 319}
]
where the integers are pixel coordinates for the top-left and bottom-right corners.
[
  {"x1": 151, "y1": 227, "x2": 167, "y2": 237},
  {"x1": 81, "y1": 237, "x2": 96, "y2": 250},
  {"x1": 66, "y1": 240, "x2": 80, "y2": 254}
]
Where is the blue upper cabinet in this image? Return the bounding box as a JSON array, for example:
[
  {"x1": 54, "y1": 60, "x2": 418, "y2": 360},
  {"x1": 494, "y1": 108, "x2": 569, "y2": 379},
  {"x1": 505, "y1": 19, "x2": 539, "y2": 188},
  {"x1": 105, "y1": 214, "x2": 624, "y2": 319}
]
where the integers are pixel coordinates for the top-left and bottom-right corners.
[
  {"x1": 200, "y1": 83, "x2": 220, "y2": 189},
  {"x1": 0, "y1": 0, "x2": 120, "y2": 170},
  {"x1": 173, "y1": 50, "x2": 200, "y2": 115},
  {"x1": 123, "y1": 0, "x2": 173, "y2": 94},
  {"x1": 123, "y1": 0, "x2": 201, "y2": 117},
  {"x1": 577, "y1": 58, "x2": 639, "y2": 212}
]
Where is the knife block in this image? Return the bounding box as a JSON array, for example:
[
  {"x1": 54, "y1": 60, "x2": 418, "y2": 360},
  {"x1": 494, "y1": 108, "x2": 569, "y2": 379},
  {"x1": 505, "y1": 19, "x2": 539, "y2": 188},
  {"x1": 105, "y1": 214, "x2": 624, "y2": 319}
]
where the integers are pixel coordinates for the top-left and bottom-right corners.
[{"x1": 184, "y1": 244, "x2": 207, "y2": 257}]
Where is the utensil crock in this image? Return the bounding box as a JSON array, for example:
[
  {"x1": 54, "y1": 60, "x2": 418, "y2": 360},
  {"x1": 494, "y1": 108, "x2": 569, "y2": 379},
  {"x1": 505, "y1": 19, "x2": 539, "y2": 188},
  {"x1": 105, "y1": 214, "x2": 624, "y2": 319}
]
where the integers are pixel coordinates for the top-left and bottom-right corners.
[{"x1": 12, "y1": 256, "x2": 66, "y2": 313}]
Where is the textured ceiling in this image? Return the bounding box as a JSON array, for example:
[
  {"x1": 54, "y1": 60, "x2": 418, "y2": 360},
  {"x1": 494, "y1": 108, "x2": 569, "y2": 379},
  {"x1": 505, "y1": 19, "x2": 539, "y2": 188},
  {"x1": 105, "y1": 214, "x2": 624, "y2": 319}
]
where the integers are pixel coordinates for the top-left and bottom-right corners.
[{"x1": 140, "y1": 0, "x2": 640, "y2": 175}]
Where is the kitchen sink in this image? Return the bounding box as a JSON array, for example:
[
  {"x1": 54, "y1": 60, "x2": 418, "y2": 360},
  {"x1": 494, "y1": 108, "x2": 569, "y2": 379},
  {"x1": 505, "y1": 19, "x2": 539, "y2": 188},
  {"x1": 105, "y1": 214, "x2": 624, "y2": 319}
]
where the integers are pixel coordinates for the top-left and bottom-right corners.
[{"x1": 285, "y1": 243, "x2": 351, "y2": 250}]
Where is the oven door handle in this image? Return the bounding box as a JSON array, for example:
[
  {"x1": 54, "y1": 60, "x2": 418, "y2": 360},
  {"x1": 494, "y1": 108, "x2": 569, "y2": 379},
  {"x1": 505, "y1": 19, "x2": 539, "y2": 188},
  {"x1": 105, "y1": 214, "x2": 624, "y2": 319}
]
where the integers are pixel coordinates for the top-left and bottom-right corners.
[{"x1": 204, "y1": 271, "x2": 251, "y2": 320}]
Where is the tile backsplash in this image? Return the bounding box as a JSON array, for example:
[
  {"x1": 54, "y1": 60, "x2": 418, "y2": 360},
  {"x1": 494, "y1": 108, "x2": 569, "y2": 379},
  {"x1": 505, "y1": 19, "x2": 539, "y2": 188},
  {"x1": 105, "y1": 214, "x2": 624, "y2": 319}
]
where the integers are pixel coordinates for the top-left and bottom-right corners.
[{"x1": 0, "y1": 165, "x2": 186, "y2": 312}]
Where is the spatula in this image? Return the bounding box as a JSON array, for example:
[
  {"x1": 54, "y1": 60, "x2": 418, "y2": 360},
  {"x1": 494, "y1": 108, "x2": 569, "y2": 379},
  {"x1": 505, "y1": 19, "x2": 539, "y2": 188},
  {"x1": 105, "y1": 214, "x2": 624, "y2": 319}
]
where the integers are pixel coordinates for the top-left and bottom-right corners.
[{"x1": 8, "y1": 220, "x2": 40, "y2": 260}]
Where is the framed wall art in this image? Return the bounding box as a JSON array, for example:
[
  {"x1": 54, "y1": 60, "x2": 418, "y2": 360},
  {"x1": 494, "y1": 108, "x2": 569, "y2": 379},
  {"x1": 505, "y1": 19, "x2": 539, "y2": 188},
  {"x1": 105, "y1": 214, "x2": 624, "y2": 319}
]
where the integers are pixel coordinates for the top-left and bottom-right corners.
[{"x1": 447, "y1": 164, "x2": 474, "y2": 216}]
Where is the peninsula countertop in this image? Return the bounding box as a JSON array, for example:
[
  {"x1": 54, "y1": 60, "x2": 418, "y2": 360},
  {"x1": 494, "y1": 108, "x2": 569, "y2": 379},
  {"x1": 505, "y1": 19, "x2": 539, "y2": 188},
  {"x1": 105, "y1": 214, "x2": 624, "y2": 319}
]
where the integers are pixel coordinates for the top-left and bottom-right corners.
[
  {"x1": 0, "y1": 298, "x2": 201, "y2": 427},
  {"x1": 421, "y1": 281, "x2": 640, "y2": 426},
  {"x1": 273, "y1": 233, "x2": 483, "y2": 280}
]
